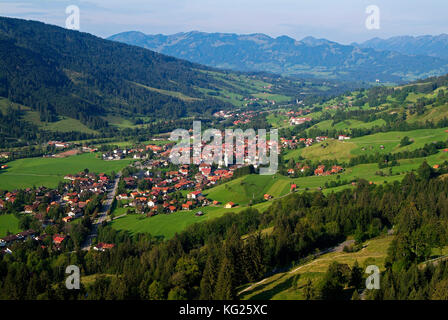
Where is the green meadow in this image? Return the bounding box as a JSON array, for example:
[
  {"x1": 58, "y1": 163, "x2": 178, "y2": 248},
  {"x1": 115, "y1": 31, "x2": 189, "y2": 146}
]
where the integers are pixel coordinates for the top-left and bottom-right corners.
[
  {"x1": 285, "y1": 127, "x2": 448, "y2": 162},
  {"x1": 111, "y1": 201, "x2": 272, "y2": 239},
  {"x1": 203, "y1": 174, "x2": 292, "y2": 205},
  {"x1": 0, "y1": 214, "x2": 21, "y2": 238},
  {"x1": 350, "y1": 127, "x2": 448, "y2": 157},
  {"x1": 307, "y1": 119, "x2": 386, "y2": 132},
  {"x1": 0, "y1": 153, "x2": 133, "y2": 190}
]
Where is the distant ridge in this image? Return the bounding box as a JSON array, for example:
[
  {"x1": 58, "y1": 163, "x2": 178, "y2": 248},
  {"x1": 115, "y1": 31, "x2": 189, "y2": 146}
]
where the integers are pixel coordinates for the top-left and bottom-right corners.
[
  {"x1": 108, "y1": 31, "x2": 448, "y2": 82},
  {"x1": 355, "y1": 34, "x2": 448, "y2": 59}
]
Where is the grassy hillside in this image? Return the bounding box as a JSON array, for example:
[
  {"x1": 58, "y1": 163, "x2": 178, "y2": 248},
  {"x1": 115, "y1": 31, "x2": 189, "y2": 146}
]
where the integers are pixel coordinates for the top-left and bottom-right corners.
[
  {"x1": 239, "y1": 235, "x2": 394, "y2": 300},
  {"x1": 110, "y1": 201, "x2": 272, "y2": 239},
  {"x1": 203, "y1": 174, "x2": 291, "y2": 205},
  {"x1": 285, "y1": 127, "x2": 448, "y2": 162}
]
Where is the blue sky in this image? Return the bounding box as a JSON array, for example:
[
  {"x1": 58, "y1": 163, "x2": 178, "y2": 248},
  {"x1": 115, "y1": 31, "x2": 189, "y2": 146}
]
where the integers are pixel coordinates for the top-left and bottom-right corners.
[{"x1": 1, "y1": 0, "x2": 447, "y2": 43}]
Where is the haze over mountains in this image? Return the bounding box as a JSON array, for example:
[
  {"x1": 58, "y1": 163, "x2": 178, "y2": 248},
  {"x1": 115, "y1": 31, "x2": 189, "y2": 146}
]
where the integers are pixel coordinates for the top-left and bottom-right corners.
[
  {"x1": 108, "y1": 31, "x2": 448, "y2": 83},
  {"x1": 355, "y1": 34, "x2": 448, "y2": 59}
]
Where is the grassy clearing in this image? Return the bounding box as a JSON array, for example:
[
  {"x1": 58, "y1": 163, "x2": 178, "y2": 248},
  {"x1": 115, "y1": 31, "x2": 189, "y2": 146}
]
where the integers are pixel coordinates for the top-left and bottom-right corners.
[
  {"x1": 81, "y1": 274, "x2": 117, "y2": 287},
  {"x1": 24, "y1": 111, "x2": 98, "y2": 134},
  {"x1": 0, "y1": 153, "x2": 133, "y2": 190},
  {"x1": 308, "y1": 119, "x2": 386, "y2": 132},
  {"x1": 408, "y1": 104, "x2": 448, "y2": 123},
  {"x1": 300, "y1": 139, "x2": 357, "y2": 161},
  {"x1": 350, "y1": 127, "x2": 448, "y2": 158},
  {"x1": 131, "y1": 82, "x2": 202, "y2": 102},
  {"x1": 266, "y1": 113, "x2": 289, "y2": 128},
  {"x1": 203, "y1": 174, "x2": 291, "y2": 205},
  {"x1": 0, "y1": 214, "x2": 21, "y2": 238},
  {"x1": 0, "y1": 97, "x2": 97, "y2": 134},
  {"x1": 251, "y1": 92, "x2": 291, "y2": 103},
  {"x1": 239, "y1": 235, "x2": 394, "y2": 300}
]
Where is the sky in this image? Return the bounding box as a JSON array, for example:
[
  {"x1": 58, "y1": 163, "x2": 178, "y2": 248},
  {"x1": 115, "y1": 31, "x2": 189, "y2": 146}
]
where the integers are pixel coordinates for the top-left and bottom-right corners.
[{"x1": 1, "y1": 0, "x2": 447, "y2": 43}]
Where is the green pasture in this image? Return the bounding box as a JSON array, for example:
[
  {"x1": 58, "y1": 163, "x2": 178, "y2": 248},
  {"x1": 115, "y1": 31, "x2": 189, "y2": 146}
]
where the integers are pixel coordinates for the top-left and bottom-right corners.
[
  {"x1": 110, "y1": 201, "x2": 272, "y2": 240},
  {"x1": 0, "y1": 214, "x2": 21, "y2": 238}
]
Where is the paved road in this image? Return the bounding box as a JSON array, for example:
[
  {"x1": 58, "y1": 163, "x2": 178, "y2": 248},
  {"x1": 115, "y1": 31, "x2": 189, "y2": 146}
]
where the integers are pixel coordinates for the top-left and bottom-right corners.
[{"x1": 81, "y1": 172, "x2": 121, "y2": 251}]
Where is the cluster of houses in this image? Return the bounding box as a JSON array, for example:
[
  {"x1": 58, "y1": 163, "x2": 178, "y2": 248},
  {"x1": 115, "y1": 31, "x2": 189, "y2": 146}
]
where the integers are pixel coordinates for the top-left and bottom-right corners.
[
  {"x1": 0, "y1": 229, "x2": 116, "y2": 254},
  {"x1": 243, "y1": 97, "x2": 276, "y2": 107},
  {"x1": 102, "y1": 143, "x2": 173, "y2": 161},
  {"x1": 102, "y1": 148, "x2": 144, "y2": 160},
  {"x1": 1, "y1": 172, "x2": 111, "y2": 226},
  {"x1": 213, "y1": 109, "x2": 262, "y2": 126},
  {"x1": 287, "y1": 163, "x2": 344, "y2": 177},
  {"x1": 0, "y1": 230, "x2": 68, "y2": 253},
  {"x1": 0, "y1": 230, "x2": 64, "y2": 254},
  {"x1": 116, "y1": 162, "x2": 237, "y2": 216},
  {"x1": 0, "y1": 171, "x2": 117, "y2": 254},
  {"x1": 280, "y1": 136, "x2": 329, "y2": 149},
  {"x1": 314, "y1": 165, "x2": 344, "y2": 176},
  {"x1": 286, "y1": 109, "x2": 313, "y2": 126}
]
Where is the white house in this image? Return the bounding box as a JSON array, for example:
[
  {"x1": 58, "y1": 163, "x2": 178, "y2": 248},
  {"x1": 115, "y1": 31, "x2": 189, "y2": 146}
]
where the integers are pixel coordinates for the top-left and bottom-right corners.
[{"x1": 338, "y1": 135, "x2": 351, "y2": 141}]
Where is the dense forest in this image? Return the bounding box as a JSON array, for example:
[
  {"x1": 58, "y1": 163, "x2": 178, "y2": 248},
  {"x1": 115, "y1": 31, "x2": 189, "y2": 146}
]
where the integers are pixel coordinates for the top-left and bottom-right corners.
[
  {"x1": 1, "y1": 161, "x2": 448, "y2": 300},
  {"x1": 0, "y1": 16, "x2": 237, "y2": 131}
]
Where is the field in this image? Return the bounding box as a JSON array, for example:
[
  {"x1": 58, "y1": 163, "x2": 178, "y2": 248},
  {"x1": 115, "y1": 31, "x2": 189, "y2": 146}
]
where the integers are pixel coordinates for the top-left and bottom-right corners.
[
  {"x1": 266, "y1": 113, "x2": 289, "y2": 128},
  {"x1": 0, "y1": 214, "x2": 21, "y2": 238},
  {"x1": 203, "y1": 174, "x2": 292, "y2": 205},
  {"x1": 285, "y1": 127, "x2": 448, "y2": 162},
  {"x1": 299, "y1": 139, "x2": 357, "y2": 161},
  {"x1": 0, "y1": 153, "x2": 133, "y2": 190},
  {"x1": 350, "y1": 127, "x2": 448, "y2": 157},
  {"x1": 110, "y1": 201, "x2": 272, "y2": 239},
  {"x1": 291, "y1": 151, "x2": 448, "y2": 190},
  {"x1": 251, "y1": 92, "x2": 291, "y2": 103},
  {"x1": 307, "y1": 119, "x2": 386, "y2": 132},
  {"x1": 239, "y1": 235, "x2": 394, "y2": 300}
]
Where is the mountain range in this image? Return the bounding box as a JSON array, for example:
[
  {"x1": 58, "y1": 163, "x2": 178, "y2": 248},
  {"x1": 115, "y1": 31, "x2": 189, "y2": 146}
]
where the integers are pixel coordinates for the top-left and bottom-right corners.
[
  {"x1": 355, "y1": 34, "x2": 448, "y2": 59},
  {"x1": 1, "y1": 16, "x2": 356, "y2": 147},
  {"x1": 108, "y1": 31, "x2": 448, "y2": 83}
]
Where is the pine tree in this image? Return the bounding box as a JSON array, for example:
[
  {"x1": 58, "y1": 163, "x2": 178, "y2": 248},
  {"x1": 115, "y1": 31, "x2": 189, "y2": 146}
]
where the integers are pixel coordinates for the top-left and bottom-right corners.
[
  {"x1": 200, "y1": 255, "x2": 217, "y2": 300},
  {"x1": 214, "y1": 257, "x2": 236, "y2": 300},
  {"x1": 148, "y1": 280, "x2": 164, "y2": 300},
  {"x1": 351, "y1": 289, "x2": 361, "y2": 300},
  {"x1": 349, "y1": 261, "x2": 364, "y2": 289}
]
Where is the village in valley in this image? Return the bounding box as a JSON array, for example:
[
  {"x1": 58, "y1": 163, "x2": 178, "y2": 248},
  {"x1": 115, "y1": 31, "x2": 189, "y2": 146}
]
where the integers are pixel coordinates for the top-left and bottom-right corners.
[{"x1": 0, "y1": 106, "x2": 351, "y2": 253}]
